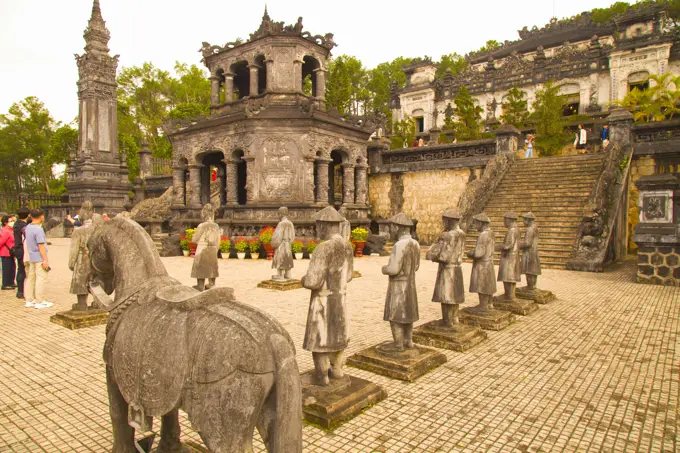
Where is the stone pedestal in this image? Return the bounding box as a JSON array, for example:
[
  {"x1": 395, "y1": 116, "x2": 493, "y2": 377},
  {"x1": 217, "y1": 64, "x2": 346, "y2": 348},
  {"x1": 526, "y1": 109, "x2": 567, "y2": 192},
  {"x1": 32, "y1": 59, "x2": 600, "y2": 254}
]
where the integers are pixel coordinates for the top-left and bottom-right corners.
[
  {"x1": 300, "y1": 371, "x2": 386, "y2": 430},
  {"x1": 413, "y1": 321, "x2": 487, "y2": 352},
  {"x1": 49, "y1": 309, "x2": 109, "y2": 330},
  {"x1": 515, "y1": 287, "x2": 556, "y2": 304},
  {"x1": 347, "y1": 342, "x2": 447, "y2": 382},
  {"x1": 257, "y1": 279, "x2": 302, "y2": 291},
  {"x1": 492, "y1": 296, "x2": 539, "y2": 316},
  {"x1": 459, "y1": 307, "x2": 515, "y2": 331}
]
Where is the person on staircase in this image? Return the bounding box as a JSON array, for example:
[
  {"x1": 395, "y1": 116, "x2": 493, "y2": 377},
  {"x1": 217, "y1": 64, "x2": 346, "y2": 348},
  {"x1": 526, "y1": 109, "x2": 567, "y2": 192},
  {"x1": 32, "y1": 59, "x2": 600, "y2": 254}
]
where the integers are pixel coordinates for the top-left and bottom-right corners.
[{"x1": 575, "y1": 124, "x2": 588, "y2": 153}]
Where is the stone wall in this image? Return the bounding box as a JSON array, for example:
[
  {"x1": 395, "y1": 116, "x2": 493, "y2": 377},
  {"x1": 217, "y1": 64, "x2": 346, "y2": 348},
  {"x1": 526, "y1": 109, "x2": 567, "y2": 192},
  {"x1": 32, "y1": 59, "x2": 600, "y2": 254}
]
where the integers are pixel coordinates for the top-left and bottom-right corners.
[
  {"x1": 628, "y1": 156, "x2": 656, "y2": 252},
  {"x1": 368, "y1": 169, "x2": 470, "y2": 243},
  {"x1": 636, "y1": 245, "x2": 680, "y2": 286}
]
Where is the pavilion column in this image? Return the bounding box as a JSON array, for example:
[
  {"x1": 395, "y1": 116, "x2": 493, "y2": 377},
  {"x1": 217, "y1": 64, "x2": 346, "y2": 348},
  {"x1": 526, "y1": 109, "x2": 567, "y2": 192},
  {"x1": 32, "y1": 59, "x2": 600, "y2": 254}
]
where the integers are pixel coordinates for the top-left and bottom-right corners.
[
  {"x1": 248, "y1": 65, "x2": 259, "y2": 96},
  {"x1": 172, "y1": 166, "x2": 186, "y2": 206},
  {"x1": 315, "y1": 158, "x2": 331, "y2": 204},
  {"x1": 244, "y1": 156, "x2": 256, "y2": 203},
  {"x1": 354, "y1": 162, "x2": 368, "y2": 206},
  {"x1": 264, "y1": 59, "x2": 274, "y2": 92},
  {"x1": 342, "y1": 163, "x2": 355, "y2": 205},
  {"x1": 303, "y1": 157, "x2": 316, "y2": 203},
  {"x1": 314, "y1": 68, "x2": 326, "y2": 100},
  {"x1": 210, "y1": 76, "x2": 220, "y2": 106},
  {"x1": 293, "y1": 60, "x2": 303, "y2": 92},
  {"x1": 217, "y1": 165, "x2": 226, "y2": 206},
  {"x1": 188, "y1": 164, "x2": 203, "y2": 208},
  {"x1": 224, "y1": 73, "x2": 234, "y2": 102},
  {"x1": 225, "y1": 158, "x2": 239, "y2": 205}
]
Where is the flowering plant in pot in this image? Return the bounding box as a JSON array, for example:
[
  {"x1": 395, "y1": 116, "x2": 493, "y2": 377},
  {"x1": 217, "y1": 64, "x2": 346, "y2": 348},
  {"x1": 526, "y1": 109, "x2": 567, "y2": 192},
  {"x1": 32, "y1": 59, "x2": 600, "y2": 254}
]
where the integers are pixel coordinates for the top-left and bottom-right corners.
[
  {"x1": 219, "y1": 238, "x2": 231, "y2": 259},
  {"x1": 306, "y1": 240, "x2": 318, "y2": 256},
  {"x1": 249, "y1": 239, "x2": 261, "y2": 260},
  {"x1": 180, "y1": 238, "x2": 190, "y2": 257},
  {"x1": 234, "y1": 236, "x2": 248, "y2": 259},
  {"x1": 292, "y1": 240, "x2": 304, "y2": 260},
  {"x1": 350, "y1": 227, "x2": 368, "y2": 257},
  {"x1": 185, "y1": 228, "x2": 198, "y2": 256},
  {"x1": 259, "y1": 226, "x2": 275, "y2": 260}
]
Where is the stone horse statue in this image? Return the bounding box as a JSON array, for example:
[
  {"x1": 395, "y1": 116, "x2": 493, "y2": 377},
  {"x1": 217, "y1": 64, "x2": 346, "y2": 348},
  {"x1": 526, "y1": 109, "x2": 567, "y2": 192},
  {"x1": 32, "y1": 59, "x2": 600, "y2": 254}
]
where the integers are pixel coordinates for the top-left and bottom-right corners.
[{"x1": 87, "y1": 217, "x2": 302, "y2": 453}]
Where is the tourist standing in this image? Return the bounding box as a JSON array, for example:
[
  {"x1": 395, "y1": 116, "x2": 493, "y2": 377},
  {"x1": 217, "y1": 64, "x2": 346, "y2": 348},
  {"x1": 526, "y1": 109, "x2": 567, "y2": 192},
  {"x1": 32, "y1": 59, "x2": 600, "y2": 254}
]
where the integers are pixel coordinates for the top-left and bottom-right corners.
[
  {"x1": 418, "y1": 137, "x2": 425, "y2": 147},
  {"x1": 24, "y1": 209, "x2": 53, "y2": 309},
  {"x1": 575, "y1": 124, "x2": 587, "y2": 152},
  {"x1": 601, "y1": 124, "x2": 610, "y2": 149},
  {"x1": 0, "y1": 215, "x2": 16, "y2": 290},
  {"x1": 525, "y1": 134, "x2": 535, "y2": 159},
  {"x1": 13, "y1": 208, "x2": 29, "y2": 299}
]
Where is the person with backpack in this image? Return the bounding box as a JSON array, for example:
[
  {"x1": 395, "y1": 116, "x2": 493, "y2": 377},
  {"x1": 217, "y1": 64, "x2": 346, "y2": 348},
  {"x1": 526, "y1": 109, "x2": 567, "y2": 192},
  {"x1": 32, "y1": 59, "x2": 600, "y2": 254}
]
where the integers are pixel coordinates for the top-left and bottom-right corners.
[
  {"x1": 0, "y1": 215, "x2": 16, "y2": 290},
  {"x1": 13, "y1": 207, "x2": 30, "y2": 299}
]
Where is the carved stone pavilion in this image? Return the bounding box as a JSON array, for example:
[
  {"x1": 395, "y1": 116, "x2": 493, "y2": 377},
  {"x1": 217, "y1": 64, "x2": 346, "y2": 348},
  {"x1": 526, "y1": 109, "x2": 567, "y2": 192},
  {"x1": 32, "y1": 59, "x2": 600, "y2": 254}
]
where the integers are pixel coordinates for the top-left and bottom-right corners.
[
  {"x1": 65, "y1": 0, "x2": 130, "y2": 213},
  {"x1": 164, "y1": 9, "x2": 375, "y2": 237}
]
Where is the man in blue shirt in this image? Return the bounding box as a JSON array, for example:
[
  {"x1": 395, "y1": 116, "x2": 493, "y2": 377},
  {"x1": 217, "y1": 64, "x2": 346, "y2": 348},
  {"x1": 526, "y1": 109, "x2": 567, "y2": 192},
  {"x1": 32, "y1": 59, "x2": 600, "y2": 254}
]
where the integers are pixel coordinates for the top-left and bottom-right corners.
[{"x1": 24, "y1": 208, "x2": 53, "y2": 309}]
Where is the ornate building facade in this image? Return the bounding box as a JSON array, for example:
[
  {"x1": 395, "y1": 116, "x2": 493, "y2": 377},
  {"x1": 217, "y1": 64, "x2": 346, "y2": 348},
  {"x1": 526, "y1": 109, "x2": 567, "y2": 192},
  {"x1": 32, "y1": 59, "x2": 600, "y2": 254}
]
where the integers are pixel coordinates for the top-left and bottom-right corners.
[
  {"x1": 391, "y1": 4, "x2": 680, "y2": 134},
  {"x1": 66, "y1": 0, "x2": 130, "y2": 212},
  {"x1": 165, "y1": 10, "x2": 375, "y2": 236}
]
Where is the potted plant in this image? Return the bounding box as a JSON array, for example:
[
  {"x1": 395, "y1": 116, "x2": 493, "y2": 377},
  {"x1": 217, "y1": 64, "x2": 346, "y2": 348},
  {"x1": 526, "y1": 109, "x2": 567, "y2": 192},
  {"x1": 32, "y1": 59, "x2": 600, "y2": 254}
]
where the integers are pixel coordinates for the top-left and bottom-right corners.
[
  {"x1": 180, "y1": 238, "x2": 190, "y2": 257},
  {"x1": 350, "y1": 227, "x2": 369, "y2": 257},
  {"x1": 306, "y1": 240, "x2": 318, "y2": 257},
  {"x1": 185, "y1": 228, "x2": 197, "y2": 257},
  {"x1": 249, "y1": 238, "x2": 261, "y2": 260},
  {"x1": 235, "y1": 236, "x2": 248, "y2": 260},
  {"x1": 219, "y1": 238, "x2": 231, "y2": 259},
  {"x1": 292, "y1": 240, "x2": 304, "y2": 260},
  {"x1": 259, "y1": 226, "x2": 275, "y2": 260}
]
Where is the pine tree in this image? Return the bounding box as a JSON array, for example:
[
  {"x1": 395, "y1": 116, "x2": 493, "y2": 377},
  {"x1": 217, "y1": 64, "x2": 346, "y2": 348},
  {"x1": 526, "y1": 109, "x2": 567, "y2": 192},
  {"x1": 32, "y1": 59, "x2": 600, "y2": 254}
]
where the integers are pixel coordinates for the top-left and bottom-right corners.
[
  {"x1": 451, "y1": 86, "x2": 484, "y2": 141},
  {"x1": 501, "y1": 86, "x2": 529, "y2": 128},
  {"x1": 531, "y1": 81, "x2": 570, "y2": 156}
]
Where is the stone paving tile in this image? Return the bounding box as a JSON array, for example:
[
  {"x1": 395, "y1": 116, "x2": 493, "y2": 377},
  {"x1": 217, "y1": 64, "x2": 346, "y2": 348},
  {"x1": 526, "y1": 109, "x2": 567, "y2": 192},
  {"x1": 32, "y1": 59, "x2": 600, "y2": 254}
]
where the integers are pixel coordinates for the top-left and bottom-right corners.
[{"x1": 0, "y1": 238, "x2": 677, "y2": 452}]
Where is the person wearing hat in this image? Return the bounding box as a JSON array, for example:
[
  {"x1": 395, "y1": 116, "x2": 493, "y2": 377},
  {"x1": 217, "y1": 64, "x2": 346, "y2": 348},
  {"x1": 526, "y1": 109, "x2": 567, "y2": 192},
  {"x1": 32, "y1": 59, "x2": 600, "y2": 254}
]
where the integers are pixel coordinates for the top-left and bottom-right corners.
[
  {"x1": 426, "y1": 209, "x2": 466, "y2": 327},
  {"x1": 271, "y1": 206, "x2": 296, "y2": 281},
  {"x1": 302, "y1": 206, "x2": 354, "y2": 386},
  {"x1": 519, "y1": 212, "x2": 542, "y2": 290},
  {"x1": 382, "y1": 212, "x2": 420, "y2": 351},
  {"x1": 496, "y1": 212, "x2": 522, "y2": 301},
  {"x1": 190, "y1": 204, "x2": 221, "y2": 291},
  {"x1": 466, "y1": 213, "x2": 496, "y2": 310}
]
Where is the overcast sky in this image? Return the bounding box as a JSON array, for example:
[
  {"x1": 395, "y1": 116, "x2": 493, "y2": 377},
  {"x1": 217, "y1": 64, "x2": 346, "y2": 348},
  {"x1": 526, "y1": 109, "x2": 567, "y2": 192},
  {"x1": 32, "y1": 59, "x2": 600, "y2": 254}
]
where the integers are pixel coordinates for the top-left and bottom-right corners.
[{"x1": 0, "y1": 0, "x2": 621, "y2": 124}]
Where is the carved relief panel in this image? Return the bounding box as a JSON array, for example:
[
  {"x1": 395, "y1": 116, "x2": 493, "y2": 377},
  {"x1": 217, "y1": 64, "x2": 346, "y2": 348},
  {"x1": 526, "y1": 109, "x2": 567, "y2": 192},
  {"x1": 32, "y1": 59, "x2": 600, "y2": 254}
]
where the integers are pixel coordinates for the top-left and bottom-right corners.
[{"x1": 259, "y1": 136, "x2": 301, "y2": 202}]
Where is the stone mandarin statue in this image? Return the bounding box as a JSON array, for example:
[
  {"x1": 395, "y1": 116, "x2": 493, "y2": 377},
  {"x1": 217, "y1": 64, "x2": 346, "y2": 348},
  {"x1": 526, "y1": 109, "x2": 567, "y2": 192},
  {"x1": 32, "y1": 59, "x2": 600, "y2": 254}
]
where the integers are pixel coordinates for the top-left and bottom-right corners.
[
  {"x1": 467, "y1": 213, "x2": 496, "y2": 311},
  {"x1": 191, "y1": 204, "x2": 221, "y2": 291},
  {"x1": 520, "y1": 212, "x2": 542, "y2": 289},
  {"x1": 88, "y1": 217, "x2": 302, "y2": 452},
  {"x1": 426, "y1": 209, "x2": 466, "y2": 327},
  {"x1": 382, "y1": 213, "x2": 420, "y2": 351},
  {"x1": 302, "y1": 207, "x2": 354, "y2": 386},
  {"x1": 271, "y1": 207, "x2": 295, "y2": 281},
  {"x1": 68, "y1": 201, "x2": 102, "y2": 311},
  {"x1": 496, "y1": 212, "x2": 521, "y2": 300}
]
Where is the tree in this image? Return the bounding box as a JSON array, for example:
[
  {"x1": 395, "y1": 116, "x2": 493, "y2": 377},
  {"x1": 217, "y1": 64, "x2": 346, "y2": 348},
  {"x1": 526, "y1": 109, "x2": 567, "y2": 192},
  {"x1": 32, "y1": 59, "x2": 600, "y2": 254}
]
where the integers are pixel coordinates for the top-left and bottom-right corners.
[
  {"x1": 618, "y1": 73, "x2": 680, "y2": 122},
  {"x1": 474, "y1": 40, "x2": 501, "y2": 54},
  {"x1": 366, "y1": 57, "x2": 412, "y2": 126},
  {"x1": 435, "y1": 53, "x2": 467, "y2": 79},
  {"x1": 591, "y1": 2, "x2": 630, "y2": 23},
  {"x1": 325, "y1": 55, "x2": 368, "y2": 115},
  {"x1": 390, "y1": 114, "x2": 417, "y2": 149},
  {"x1": 501, "y1": 86, "x2": 529, "y2": 128},
  {"x1": 531, "y1": 81, "x2": 570, "y2": 156},
  {"x1": 450, "y1": 86, "x2": 484, "y2": 141}
]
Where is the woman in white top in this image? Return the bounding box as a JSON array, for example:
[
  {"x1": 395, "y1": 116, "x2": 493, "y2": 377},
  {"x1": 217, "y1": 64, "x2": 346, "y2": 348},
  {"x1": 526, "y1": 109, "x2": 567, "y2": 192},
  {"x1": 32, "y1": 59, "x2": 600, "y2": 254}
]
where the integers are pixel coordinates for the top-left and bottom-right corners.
[
  {"x1": 524, "y1": 134, "x2": 535, "y2": 159},
  {"x1": 575, "y1": 124, "x2": 587, "y2": 152}
]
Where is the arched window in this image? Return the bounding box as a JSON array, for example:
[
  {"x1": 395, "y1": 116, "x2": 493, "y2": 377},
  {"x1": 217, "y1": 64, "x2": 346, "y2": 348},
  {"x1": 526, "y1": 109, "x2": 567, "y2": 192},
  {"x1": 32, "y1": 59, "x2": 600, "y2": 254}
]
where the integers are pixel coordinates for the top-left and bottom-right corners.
[
  {"x1": 558, "y1": 83, "x2": 581, "y2": 116},
  {"x1": 628, "y1": 71, "x2": 650, "y2": 93},
  {"x1": 233, "y1": 150, "x2": 247, "y2": 205},
  {"x1": 254, "y1": 55, "x2": 267, "y2": 95},
  {"x1": 231, "y1": 61, "x2": 250, "y2": 100},
  {"x1": 302, "y1": 56, "x2": 320, "y2": 97},
  {"x1": 198, "y1": 151, "x2": 226, "y2": 206},
  {"x1": 178, "y1": 157, "x2": 189, "y2": 206},
  {"x1": 329, "y1": 150, "x2": 345, "y2": 205}
]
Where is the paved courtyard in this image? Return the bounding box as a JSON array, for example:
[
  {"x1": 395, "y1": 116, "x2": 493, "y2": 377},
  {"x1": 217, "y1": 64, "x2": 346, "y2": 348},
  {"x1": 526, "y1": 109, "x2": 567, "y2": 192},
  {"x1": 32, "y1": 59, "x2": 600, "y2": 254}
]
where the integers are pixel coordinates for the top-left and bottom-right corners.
[{"x1": 0, "y1": 238, "x2": 677, "y2": 453}]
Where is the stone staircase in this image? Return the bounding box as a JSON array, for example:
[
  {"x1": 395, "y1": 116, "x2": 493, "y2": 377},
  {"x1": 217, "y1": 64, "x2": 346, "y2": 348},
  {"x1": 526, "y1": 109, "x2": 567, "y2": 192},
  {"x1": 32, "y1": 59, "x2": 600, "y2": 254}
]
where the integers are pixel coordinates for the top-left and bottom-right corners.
[{"x1": 464, "y1": 154, "x2": 605, "y2": 270}]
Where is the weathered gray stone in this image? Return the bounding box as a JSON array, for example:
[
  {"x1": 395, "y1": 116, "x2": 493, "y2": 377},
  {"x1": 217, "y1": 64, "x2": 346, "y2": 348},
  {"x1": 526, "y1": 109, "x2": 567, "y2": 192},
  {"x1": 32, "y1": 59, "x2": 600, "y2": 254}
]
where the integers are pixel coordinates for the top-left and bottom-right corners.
[
  {"x1": 88, "y1": 216, "x2": 302, "y2": 452},
  {"x1": 347, "y1": 342, "x2": 446, "y2": 382},
  {"x1": 68, "y1": 202, "x2": 100, "y2": 311},
  {"x1": 467, "y1": 214, "x2": 496, "y2": 309},
  {"x1": 271, "y1": 207, "x2": 295, "y2": 281},
  {"x1": 412, "y1": 321, "x2": 487, "y2": 352},
  {"x1": 160, "y1": 233, "x2": 183, "y2": 257},
  {"x1": 191, "y1": 204, "x2": 221, "y2": 291}
]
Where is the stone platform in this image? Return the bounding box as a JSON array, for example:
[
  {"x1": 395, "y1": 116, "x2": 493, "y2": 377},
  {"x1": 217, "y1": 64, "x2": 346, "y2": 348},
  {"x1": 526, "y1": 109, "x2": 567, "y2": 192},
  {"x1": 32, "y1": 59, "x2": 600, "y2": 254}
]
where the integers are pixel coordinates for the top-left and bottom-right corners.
[
  {"x1": 347, "y1": 342, "x2": 447, "y2": 382},
  {"x1": 492, "y1": 297, "x2": 539, "y2": 316},
  {"x1": 413, "y1": 320, "x2": 488, "y2": 352},
  {"x1": 459, "y1": 307, "x2": 516, "y2": 331},
  {"x1": 301, "y1": 371, "x2": 386, "y2": 430},
  {"x1": 256, "y1": 279, "x2": 302, "y2": 291},
  {"x1": 515, "y1": 287, "x2": 557, "y2": 304},
  {"x1": 49, "y1": 309, "x2": 109, "y2": 330}
]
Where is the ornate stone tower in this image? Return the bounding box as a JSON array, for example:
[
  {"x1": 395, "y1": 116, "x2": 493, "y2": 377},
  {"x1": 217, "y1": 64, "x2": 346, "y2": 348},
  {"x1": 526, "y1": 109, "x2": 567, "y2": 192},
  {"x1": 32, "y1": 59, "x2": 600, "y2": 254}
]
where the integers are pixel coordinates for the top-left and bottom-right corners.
[
  {"x1": 164, "y1": 9, "x2": 376, "y2": 237},
  {"x1": 66, "y1": 0, "x2": 130, "y2": 212}
]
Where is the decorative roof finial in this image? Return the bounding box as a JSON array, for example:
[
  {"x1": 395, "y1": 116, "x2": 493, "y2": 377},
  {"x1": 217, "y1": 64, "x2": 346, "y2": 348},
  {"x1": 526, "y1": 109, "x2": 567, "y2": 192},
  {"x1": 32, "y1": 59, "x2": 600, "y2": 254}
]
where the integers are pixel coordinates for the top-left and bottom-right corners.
[
  {"x1": 263, "y1": 4, "x2": 270, "y2": 21},
  {"x1": 91, "y1": 0, "x2": 103, "y2": 22}
]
